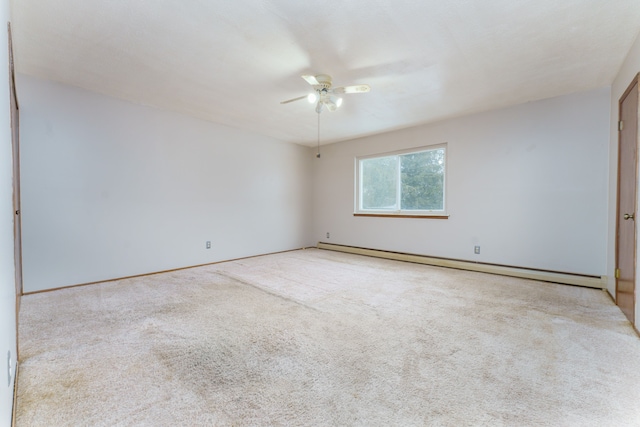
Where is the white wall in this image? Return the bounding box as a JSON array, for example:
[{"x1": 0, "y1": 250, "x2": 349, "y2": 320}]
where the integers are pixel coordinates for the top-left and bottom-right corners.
[
  {"x1": 608, "y1": 30, "x2": 640, "y2": 328},
  {"x1": 312, "y1": 88, "x2": 610, "y2": 277},
  {"x1": 18, "y1": 74, "x2": 314, "y2": 293},
  {"x1": 0, "y1": 2, "x2": 17, "y2": 426}
]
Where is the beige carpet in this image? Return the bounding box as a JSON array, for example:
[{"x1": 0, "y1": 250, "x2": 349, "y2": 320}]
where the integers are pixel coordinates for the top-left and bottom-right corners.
[{"x1": 15, "y1": 248, "x2": 640, "y2": 426}]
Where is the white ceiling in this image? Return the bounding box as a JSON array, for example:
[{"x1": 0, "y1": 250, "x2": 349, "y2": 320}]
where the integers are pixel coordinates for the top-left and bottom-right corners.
[{"x1": 10, "y1": 0, "x2": 640, "y2": 146}]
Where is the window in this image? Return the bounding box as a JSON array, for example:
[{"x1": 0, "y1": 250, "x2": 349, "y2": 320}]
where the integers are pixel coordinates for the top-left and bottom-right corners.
[{"x1": 356, "y1": 144, "x2": 447, "y2": 217}]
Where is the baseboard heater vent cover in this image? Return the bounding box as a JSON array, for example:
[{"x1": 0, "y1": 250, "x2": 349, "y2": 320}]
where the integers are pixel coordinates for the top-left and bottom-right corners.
[{"x1": 317, "y1": 242, "x2": 605, "y2": 289}]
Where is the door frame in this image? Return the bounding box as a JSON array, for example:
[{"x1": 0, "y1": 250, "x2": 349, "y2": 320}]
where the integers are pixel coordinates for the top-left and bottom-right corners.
[
  {"x1": 8, "y1": 21, "x2": 21, "y2": 354},
  {"x1": 615, "y1": 72, "x2": 639, "y2": 326}
]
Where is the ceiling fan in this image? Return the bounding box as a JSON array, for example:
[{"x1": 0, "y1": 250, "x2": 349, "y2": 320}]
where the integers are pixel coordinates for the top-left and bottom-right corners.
[{"x1": 281, "y1": 74, "x2": 370, "y2": 113}]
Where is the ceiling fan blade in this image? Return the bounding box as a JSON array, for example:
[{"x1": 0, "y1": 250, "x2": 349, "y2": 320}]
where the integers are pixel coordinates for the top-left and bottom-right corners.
[
  {"x1": 332, "y1": 84, "x2": 370, "y2": 94},
  {"x1": 302, "y1": 75, "x2": 320, "y2": 86},
  {"x1": 280, "y1": 95, "x2": 307, "y2": 104}
]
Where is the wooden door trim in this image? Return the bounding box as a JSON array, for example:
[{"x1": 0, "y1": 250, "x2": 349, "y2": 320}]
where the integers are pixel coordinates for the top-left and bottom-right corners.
[
  {"x1": 8, "y1": 23, "x2": 17, "y2": 109},
  {"x1": 620, "y1": 73, "x2": 640, "y2": 104},
  {"x1": 615, "y1": 73, "x2": 639, "y2": 324}
]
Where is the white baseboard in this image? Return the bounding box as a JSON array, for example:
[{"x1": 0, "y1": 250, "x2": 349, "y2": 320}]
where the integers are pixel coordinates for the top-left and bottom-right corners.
[{"x1": 317, "y1": 242, "x2": 606, "y2": 289}]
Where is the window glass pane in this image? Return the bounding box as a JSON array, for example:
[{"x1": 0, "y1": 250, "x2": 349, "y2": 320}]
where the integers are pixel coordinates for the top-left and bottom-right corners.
[
  {"x1": 400, "y1": 148, "x2": 445, "y2": 210},
  {"x1": 361, "y1": 155, "x2": 398, "y2": 209}
]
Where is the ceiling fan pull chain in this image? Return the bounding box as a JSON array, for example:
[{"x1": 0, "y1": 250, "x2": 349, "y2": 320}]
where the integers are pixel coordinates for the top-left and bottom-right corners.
[{"x1": 316, "y1": 112, "x2": 321, "y2": 158}]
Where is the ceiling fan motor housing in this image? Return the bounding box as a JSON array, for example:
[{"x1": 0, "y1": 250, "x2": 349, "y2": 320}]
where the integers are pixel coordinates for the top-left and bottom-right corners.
[{"x1": 313, "y1": 74, "x2": 333, "y2": 90}]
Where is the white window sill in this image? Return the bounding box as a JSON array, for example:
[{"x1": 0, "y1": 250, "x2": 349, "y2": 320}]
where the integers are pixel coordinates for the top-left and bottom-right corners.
[{"x1": 353, "y1": 213, "x2": 449, "y2": 219}]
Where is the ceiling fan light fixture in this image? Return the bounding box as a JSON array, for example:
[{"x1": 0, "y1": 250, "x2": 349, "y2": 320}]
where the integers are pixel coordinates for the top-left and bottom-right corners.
[
  {"x1": 280, "y1": 74, "x2": 370, "y2": 115},
  {"x1": 325, "y1": 98, "x2": 337, "y2": 112}
]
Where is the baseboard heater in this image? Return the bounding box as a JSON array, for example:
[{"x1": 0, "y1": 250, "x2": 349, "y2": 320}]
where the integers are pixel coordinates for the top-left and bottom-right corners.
[{"x1": 317, "y1": 242, "x2": 606, "y2": 289}]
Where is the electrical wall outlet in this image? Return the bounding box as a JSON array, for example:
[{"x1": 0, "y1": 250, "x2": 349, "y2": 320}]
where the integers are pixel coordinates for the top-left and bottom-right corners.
[
  {"x1": 326, "y1": 232, "x2": 330, "y2": 239},
  {"x1": 206, "y1": 241, "x2": 211, "y2": 249},
  {"x1": 474, "y1": 246, "x2": 481, "y2": 254}
]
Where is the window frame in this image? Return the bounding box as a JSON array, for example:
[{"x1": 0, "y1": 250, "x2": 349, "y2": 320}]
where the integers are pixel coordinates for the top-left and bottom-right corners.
[{"x1": 354, "y1": 143, "x2": 448, "y2": 218}]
